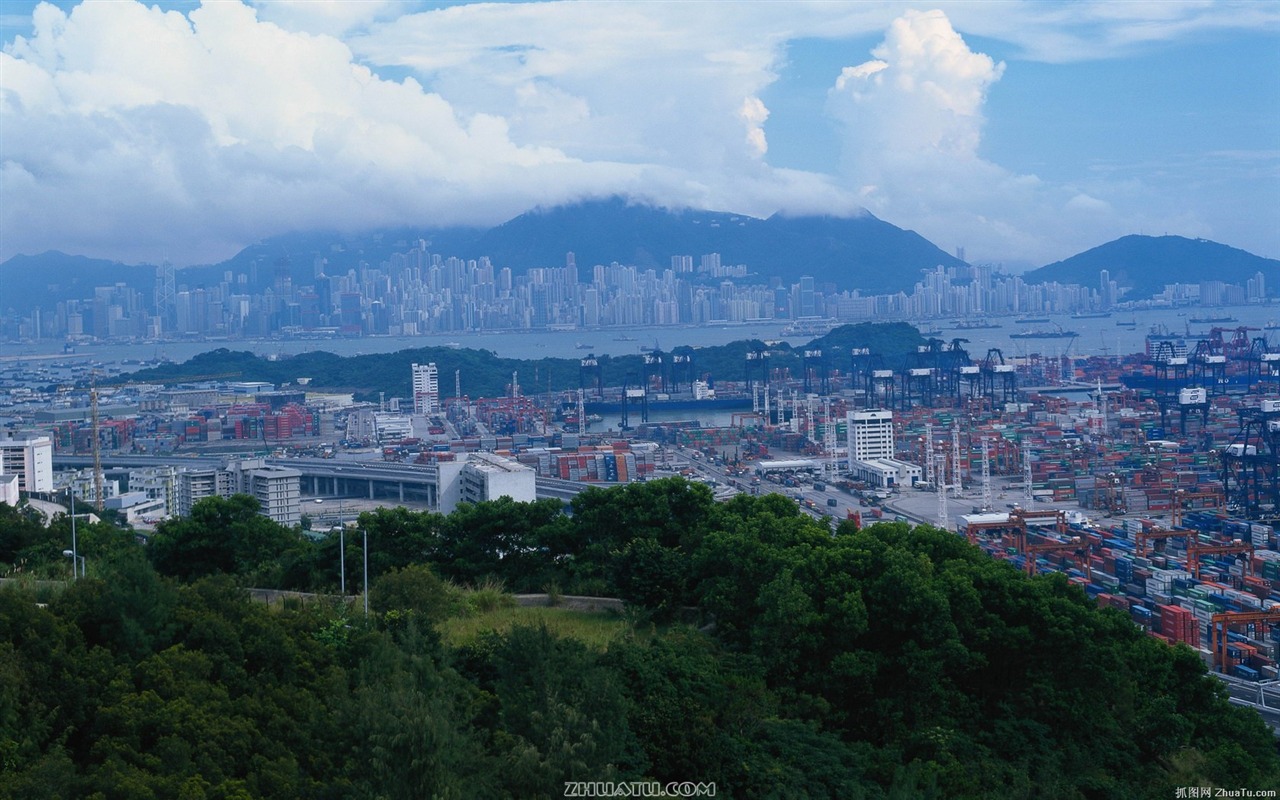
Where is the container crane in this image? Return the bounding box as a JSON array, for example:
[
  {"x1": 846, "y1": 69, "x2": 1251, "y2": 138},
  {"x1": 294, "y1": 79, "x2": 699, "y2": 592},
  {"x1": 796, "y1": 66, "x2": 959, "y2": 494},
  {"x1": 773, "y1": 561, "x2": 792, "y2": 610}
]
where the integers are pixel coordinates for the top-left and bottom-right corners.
[
  {"x1": 1209, "y1": 610, "x2": 1280, "y2": 673},
  {"x1": 1024, "y1": 535, "x2": 1092, "y2": 581},
  {"x1": 1187, "y1": 538, "x2": 1254, "y2": 582}
]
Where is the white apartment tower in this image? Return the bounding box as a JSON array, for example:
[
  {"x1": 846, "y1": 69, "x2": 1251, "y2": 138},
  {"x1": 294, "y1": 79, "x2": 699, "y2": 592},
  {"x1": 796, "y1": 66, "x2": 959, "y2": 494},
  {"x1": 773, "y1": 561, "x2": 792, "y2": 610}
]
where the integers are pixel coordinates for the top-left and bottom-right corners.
[{"x1": 412, "y1": 362, "x2": 440, "y2": 415}]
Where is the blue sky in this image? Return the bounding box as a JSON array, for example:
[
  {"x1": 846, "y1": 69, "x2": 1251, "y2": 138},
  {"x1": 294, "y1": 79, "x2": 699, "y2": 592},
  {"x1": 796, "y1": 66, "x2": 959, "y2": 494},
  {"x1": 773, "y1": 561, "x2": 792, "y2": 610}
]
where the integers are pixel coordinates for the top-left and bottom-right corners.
[{"x1": 1, "y1": 1, "x2": 1277, "y2": 271}]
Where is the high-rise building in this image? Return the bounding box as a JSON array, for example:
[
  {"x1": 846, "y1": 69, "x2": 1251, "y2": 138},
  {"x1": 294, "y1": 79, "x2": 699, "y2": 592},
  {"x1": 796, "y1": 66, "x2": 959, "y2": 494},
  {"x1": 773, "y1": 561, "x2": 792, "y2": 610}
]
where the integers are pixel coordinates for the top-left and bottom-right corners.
[
  {"x1": 848, "y1": 410, "x2": 895, "y2": 461},
  {"x1": 0, "y1": 434, "x2": 53, "y2": 494},
  {"x1": 412, "y1": 362, "x2": 440, "y2": 415}
]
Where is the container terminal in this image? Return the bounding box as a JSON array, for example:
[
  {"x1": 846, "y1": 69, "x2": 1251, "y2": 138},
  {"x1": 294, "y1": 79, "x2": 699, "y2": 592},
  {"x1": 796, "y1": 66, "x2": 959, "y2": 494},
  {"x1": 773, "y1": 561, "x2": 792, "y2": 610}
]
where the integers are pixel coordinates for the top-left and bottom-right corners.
[{"x1": 8, "y1": 325, "x2": 1280, "y2": 729}]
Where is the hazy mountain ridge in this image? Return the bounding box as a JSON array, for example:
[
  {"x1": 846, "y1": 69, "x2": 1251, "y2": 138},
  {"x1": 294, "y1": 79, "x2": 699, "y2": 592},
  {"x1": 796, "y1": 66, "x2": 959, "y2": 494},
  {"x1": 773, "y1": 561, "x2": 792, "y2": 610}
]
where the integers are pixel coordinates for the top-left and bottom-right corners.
[
  {"x1": 1022, "y1": 234, "x2": 1278, "y2": 300},
  {"x1": 3, "y1": 203, "x2": 1274, "y2": 309}
]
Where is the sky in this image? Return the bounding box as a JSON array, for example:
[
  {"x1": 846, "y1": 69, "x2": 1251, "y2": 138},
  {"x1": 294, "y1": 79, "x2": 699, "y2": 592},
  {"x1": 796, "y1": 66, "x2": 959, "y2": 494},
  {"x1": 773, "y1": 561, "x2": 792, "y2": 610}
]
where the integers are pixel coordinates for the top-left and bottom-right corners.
[{"x1": 1, "y1": 1, "x2": 1277, "y2": 272}]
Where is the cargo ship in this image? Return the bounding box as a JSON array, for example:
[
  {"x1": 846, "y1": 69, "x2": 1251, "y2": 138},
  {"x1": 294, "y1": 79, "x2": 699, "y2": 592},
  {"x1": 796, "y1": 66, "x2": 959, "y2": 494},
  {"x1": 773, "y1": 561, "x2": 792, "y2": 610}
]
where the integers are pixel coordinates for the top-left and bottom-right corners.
[
  {"x1": 1010, "y1": 328, "x2": 1078, "y2": 339},
  {"x1": 952, "y1": 319, "x2": 1002, "y2": 330}
]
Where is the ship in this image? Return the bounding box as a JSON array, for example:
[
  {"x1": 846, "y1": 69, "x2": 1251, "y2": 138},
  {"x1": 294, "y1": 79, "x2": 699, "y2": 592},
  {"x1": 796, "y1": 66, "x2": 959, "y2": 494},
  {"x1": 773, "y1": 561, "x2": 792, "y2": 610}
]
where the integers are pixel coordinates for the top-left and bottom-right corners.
[
  {"x1": 1070, "y1": 311, "x2": 1112, "y2": 319},
  {"x1": 781, "y1": 318, "x2": 840, "y2": 336},
  {"x1": 1266, "y1": 321, "x2": 1280, "y2": 331},
  {"x1": 1009, "y1": 328, "x2": 1078, "y2": 339},
  {"x1": 575, "y1": 343, "x2": 595, "y2": 350},
  {"x1": 1015, "y1": 316, "x2": 1051, "y2": 324},
  {"x1": 1115, "y1": 317, "x2": 1137, "y2": 328},
  {"x1": 952, "y1": 319, "x2": 1003, "y2": 330},
  {"x1": 612, "y1": 334, "x2": 638, "y2": 341},
  {"x1": 1189, "y1": 315, "x2": 1238, "y2": 324}
]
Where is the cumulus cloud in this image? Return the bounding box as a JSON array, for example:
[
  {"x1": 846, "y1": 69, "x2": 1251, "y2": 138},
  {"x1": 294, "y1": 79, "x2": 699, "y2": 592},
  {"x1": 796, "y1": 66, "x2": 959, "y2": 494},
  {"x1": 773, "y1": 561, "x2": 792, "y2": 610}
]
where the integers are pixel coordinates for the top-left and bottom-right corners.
[
  {"x1": 0, "y1": 0, "x2": 855, "y2": 264},
  {"x1": 0, "y1": 1, "x2": 1273, "y2": 266},
  {"x1": 824, "y1": 8, "x2": 1208, "y2": 265}
]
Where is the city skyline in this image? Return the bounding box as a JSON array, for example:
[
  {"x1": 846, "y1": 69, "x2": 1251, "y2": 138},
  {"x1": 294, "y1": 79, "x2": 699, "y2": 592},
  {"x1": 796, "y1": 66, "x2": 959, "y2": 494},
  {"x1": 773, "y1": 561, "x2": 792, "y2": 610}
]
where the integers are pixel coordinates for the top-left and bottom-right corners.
[{"x1": 2, "y1": 1, "x2": 1277, "y2": 269}]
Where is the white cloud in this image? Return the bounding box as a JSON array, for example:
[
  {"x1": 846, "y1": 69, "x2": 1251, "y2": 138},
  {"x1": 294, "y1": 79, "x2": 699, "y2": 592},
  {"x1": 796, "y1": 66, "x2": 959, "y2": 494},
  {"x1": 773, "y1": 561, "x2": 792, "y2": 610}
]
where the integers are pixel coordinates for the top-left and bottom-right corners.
[
  {"x1": 822, "y1": 7, "x2": 1220, "y2": 265},
  {"x1": 0, "y1": 1, "x2": 1273, "y2": 267}
]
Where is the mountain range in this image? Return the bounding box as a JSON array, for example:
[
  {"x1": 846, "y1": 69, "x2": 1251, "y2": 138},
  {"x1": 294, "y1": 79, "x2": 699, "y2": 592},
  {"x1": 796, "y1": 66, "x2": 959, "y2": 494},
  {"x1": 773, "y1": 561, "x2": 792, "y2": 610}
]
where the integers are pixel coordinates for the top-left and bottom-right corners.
[{"x1": 1, "y1": 198, "x2": 1274, "y2": 309}]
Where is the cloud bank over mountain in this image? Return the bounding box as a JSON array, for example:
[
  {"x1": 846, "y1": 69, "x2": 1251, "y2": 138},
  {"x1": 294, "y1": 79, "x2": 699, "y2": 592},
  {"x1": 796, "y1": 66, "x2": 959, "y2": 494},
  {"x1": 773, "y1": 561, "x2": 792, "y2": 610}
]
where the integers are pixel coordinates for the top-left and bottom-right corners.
[{"x1": 1, "y1": 1, "x2": 1275, "y2": 267}]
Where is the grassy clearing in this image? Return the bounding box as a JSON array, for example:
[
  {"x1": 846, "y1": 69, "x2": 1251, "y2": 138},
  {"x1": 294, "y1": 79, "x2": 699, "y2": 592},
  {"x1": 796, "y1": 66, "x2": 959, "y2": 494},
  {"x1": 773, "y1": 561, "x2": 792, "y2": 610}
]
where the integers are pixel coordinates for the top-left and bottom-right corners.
[{"x1": 438, "y1": 604, "x2": 638, "y2": 649}]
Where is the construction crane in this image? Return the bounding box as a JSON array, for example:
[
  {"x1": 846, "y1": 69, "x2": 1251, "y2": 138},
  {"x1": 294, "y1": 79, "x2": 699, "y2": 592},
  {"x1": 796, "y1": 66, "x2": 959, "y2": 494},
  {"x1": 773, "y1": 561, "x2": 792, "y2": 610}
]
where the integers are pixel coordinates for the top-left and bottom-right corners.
[
  {"x1": 1187, "y1": 538, "x2": 1255, "y2": 582},
  {"x1": 1209, "y1": 609, "x2": 1280, "y2": 672}
]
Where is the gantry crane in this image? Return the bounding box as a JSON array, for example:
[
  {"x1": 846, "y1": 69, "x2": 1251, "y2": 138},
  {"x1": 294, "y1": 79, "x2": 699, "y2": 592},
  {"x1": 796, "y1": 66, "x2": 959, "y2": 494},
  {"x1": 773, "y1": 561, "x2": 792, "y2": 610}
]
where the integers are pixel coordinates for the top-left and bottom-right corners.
[
  {"x1": 1135, "y1": 526, "x2": 1193, "y2": 558},
  {"x1": 964, "y1": 511, "x2": 1027, "y2": 554},
  {"x1": 1187, "y1": 538, "x2": 1254, "y2": 582},
  {"x1": 1024, "y1": 535, "x2": 1092, "y2": 581},
  {"x1": 1209, "y1": 610, "x2": 1280, "y2": 672},
  {"x1": 1172, "y1": 487, "x2": 1225, "y2": 527}
]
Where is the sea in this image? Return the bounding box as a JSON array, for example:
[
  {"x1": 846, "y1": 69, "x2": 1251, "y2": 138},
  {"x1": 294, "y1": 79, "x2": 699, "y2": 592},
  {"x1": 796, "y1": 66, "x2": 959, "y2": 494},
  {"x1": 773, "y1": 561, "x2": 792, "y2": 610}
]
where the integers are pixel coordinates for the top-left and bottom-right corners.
[{"x1": 3, "y1": 305, "x2": 1277, "y2": 432}]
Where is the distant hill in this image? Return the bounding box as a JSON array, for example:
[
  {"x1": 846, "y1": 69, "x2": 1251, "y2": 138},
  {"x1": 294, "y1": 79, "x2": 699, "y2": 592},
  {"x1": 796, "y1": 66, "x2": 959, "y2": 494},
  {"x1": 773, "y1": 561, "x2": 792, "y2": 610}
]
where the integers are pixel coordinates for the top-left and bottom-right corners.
[
  {"x1": 0, "y1": 251, "x2": 155, "y2": 310},
  {"x1": 1023, "y1": 235, "x2": 1278, "y2": 300},
  {"x1": 463, "y1": 197, "x2": 965, "y2": 293}
]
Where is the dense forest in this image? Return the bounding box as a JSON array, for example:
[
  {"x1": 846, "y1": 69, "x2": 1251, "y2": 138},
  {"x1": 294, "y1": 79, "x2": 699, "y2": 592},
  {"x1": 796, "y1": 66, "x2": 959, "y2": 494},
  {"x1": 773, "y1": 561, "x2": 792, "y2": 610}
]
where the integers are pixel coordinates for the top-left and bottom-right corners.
[
  {"x1": 114, "y1": 322, "x2": 926, "y2": 400},
  {"x1": 2, "y1": 479, "x2": 1277, "y2": 798}
]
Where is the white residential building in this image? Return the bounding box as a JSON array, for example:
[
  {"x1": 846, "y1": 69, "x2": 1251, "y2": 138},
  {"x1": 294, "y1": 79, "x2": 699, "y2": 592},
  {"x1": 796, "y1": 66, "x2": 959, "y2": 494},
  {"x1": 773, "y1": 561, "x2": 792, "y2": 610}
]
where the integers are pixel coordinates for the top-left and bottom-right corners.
[
  {"x1": 412, "y1": 362, "x2": 440, "y2": 415},
  {"x1": 0, "y1": 434, "x2": 53, "y2": 494},
  {"x1": 175, "y1": 458, "x2": 301, "y2": 527}
]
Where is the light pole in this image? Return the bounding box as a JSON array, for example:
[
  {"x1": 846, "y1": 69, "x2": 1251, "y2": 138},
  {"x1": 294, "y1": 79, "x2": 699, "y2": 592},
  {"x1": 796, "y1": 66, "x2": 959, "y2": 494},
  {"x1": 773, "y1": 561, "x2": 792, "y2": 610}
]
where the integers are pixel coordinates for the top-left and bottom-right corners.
[
  {"x1": 362, "y1": 526, "x2": 369, "y2": 616},
  {"x1": 62, "y1": 549, "x2": 85, "y2": 579},
  {"x1": 340, "y1": 525, "x2": 346, "y2": 595},
  {"x1": 67, "y1": 491, "x2": 79, "y2": 579}
]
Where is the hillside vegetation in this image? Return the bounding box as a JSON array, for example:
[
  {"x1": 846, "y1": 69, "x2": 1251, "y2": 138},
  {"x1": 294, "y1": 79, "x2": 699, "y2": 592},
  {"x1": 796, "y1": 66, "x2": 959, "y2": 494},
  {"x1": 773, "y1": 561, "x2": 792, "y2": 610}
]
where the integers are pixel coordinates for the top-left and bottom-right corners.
[
  {"x1": 1, "y1": 480, "x2": 1276, "y2": 798},
  {"x1": 116, "y1": 322, "x2": 926, "y2": 400}
]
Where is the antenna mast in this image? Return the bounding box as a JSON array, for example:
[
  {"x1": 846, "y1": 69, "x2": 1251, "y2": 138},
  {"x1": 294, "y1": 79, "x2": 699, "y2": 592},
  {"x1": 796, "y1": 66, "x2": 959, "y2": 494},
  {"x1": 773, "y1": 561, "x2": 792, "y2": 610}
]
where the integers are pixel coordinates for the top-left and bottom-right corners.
[
  {"x1": 1022, "y1": 441, "x2": 1034, "y2": 508},
  {"x1": 924, "y1": 423, "x2": 935, "y2": 486},
  {"x1": 936, "y1": 453, "x2": 949, "y2": 526},
  {"x1": 980, "y1": 436, "x2": 993, "y2": 512},
  {"x1": 951, "y1": 422, "x2": 963, "y2": 494}
]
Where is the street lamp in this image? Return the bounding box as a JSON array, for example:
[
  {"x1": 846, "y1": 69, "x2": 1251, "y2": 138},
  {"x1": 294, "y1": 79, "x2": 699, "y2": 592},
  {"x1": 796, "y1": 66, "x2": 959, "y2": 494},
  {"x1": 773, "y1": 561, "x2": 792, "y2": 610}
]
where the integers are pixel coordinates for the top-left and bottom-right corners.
[
  {"x1": 66, "y1": 490, "x2": 80, "y2": 579},
  {"x1": 362, "y1": 526, "x2": 369, "y2": 616},
  {"x1": 62, "y1": 549, "x2": 85, "y2": 579}
]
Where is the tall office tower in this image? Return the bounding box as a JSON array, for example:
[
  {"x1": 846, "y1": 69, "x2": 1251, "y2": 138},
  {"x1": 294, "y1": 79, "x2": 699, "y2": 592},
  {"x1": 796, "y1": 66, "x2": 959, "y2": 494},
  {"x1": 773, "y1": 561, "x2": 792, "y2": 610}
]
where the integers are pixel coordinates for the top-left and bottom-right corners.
[
  {"x1": 154, "y1": 260, "x2": 176, "y2": 332},
  {"x1": 847, "y1": 410, "x2": 895, "y2": 461},
  {"x1": 412, "y1": 362, "x2": 440, "y2": 415}
]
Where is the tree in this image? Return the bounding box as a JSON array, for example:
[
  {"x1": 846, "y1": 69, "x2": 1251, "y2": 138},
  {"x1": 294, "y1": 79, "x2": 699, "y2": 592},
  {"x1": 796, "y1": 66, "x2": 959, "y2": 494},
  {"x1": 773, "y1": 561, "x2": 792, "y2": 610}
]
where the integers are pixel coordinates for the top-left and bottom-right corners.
[{"x1": 149, "y1": 495, "x2": 300, "y2": 581}]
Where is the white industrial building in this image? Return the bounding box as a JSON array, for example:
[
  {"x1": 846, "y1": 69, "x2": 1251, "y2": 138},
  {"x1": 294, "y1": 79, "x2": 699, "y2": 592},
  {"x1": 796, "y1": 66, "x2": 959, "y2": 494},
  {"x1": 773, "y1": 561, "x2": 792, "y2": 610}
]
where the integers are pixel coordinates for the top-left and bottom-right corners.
[
  {"x1": 412, "y1": 362, "x2": 440, "y2": 415},
  {"x1": 429, "y1": 452, "x2": 537, "y2": 514},
  {"x1": 105, "y1": 491, "x2": 168, "y2": 526},
  {"x1": 842, "y1": 409, "x2": 920, "y2": 488},
  {"x1": 755, "y1": 459, "x2": 822, "y2": 474},
  {"x1": 0, "y1": 434, "x2": 53, "y2": 494},
  {"x1": 0, "y1": 473, "x2": 19, "y2": 506}
]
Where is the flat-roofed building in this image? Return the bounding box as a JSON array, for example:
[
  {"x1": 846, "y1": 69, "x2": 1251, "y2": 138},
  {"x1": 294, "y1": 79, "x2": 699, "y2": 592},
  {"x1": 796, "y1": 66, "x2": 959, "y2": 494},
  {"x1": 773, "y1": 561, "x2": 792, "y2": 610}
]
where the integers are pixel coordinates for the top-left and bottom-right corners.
[{"x1": 0, "y1": 434, "x2": 53, "y2": 494}]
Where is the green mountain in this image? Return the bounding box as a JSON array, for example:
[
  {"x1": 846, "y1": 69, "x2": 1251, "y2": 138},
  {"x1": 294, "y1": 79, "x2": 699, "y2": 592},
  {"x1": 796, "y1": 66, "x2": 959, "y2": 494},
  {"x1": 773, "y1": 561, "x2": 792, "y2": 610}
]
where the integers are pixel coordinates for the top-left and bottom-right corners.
[{"x1": 1023, "y1": 234, "x2": 1278, "y2": 300}]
